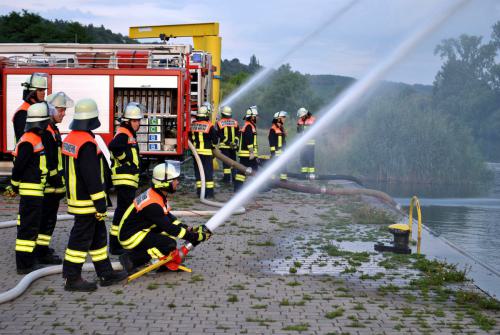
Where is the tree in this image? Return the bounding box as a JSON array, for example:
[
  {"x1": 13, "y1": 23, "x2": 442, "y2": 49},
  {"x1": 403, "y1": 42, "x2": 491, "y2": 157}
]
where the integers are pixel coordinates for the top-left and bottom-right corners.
[{"x1": 433, "y1": 28, "x2": 500, "y2": 160}]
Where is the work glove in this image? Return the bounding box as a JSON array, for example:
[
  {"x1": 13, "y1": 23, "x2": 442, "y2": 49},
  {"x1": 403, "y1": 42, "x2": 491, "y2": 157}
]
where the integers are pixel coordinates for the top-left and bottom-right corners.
[
  {"x1": 95, "y1": 212, "x2": 107, "y2": 222},
  {"x1": 3, "y1": 185, "x2": 17, "y2": 198},
  {"x1": 185, "y1": 225, "x2": 212, "y2": 246}
]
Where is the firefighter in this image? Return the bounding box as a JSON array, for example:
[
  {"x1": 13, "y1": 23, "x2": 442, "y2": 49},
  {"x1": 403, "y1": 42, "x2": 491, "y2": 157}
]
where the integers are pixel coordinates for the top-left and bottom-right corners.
[
  {"x1": 297, "y1": 107, "x2": 316, "y2": 178},
  {"x1": 118, "y1": 161, "x2": 212, "y2": 274},
  {"x1": 235, "y1": 106, "x2": 259, "y2": 192},
  {"x1": 3, "y1": 103, "x2": 50, "y2": 274},
  {"x1": 189, "y1": 105, "x2": 218, "y2": 198},
  {"x1": 216, "y1": 105, "x2": 239, "y2": 183},
  {"x1": 13, "y1": 73, "x2": 48, "y2": 141},
  {"x1": 61, "y1": 98, "x2": 127, "y2": 292},
  {"x1": 268, "y1": 111, "x2": 288, "y2": 181},
  {"x1": 36, "y1": 93, "x2": 74, "y2": 265},
  {"x1": 107, "y1": 102, "x2": 144, "y2": 255}
]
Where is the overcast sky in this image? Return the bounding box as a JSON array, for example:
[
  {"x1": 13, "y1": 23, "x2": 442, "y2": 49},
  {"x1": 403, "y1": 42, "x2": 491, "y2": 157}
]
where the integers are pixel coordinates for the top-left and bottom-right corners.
[{"x1": 0, "y1": 0, "x2": 499, "y2": 85}]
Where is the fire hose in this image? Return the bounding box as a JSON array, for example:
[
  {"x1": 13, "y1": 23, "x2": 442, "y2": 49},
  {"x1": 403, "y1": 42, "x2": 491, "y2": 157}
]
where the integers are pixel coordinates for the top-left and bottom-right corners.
[{"x1": 188, "y1": 140, "x2": 245, "y2": 214}]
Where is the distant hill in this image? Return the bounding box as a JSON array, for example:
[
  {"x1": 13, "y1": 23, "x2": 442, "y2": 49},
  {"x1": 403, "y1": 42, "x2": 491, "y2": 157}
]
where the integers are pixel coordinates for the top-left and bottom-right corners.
[
  {"x1": 306, "y1": 74, "x2": 433, "y2": 100},
  {"x1": 0, "y1": 10, "x2": 136, "y2": 43}
]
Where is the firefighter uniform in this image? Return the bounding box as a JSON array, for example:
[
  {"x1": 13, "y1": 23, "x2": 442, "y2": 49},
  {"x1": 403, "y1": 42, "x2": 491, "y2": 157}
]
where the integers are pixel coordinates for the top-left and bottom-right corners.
[
  {"x1": 189, "y1": 107, "x2": 218, "y2": 198},
  {"x1": 216, "y1": 115, "x2": 239, "y2": 182},
  {"x1": 118, "y1": 162, "x2": 211, "y2": 273},
  {"x1": 61, "y1": 98, "x2": 126, "y2": 291},
  {"x1": 235, "y1": 107, "x2": 259, "y2": 192},
  {"x1": 38, "y1": 121, "x2": 65, "y2": 263},
  {"x1": 297, "y1": 108, "x2": 316, "y2": 176},
  {"x1": 13, "y1": 73, "x2": 48, "y2": 141},
  {"x1": 108, "y1": 124, "x2": 140, "y2": 254},
  {"x1": 268, "y1": 115, "x2": 287, "y2": 181},
  {"x1": 13, "y1": 101, "x2": 32, "y2": 142},
  {"x1": 11, "y1": 130, "x2": 48, "y2": 273}
]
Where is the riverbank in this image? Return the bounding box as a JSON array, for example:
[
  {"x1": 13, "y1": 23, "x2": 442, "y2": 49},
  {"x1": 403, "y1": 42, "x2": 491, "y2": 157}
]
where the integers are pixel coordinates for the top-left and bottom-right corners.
[{"x1": 0, "y1": 179, "x2": 498, "y2": 334}]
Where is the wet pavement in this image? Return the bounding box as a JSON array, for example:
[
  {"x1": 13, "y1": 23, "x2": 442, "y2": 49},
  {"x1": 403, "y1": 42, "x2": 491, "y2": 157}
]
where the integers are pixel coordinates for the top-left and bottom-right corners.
[{"x1": 0, "y1": 178, "x2": 499, "y2": 334}]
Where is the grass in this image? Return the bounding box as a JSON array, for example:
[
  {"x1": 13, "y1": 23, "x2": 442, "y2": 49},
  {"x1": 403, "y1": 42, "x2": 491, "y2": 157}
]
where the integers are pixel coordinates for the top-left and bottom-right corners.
[
  {"x1": 280, "y1": 299, "x2": 306, "y2": 306},
  {"x1": 146, "y1": 283, "x2": 159, "y2": 290},
  {"x1": 251, "y1": 304, "x2": 267, "y2": 309},
  {"x1": 325, "y1": 307, "x2": 345, "y2": 319},
  {"x1": 410, "y1": 257, "x2": 467, "y2": 288},
  {"x1": 282, "y1": 323, "x2": 309, "y2": 332},
  {"x1": 245, "y1": 317, "x2": 276, "y2": 326},
  {"x1": 227, "y1": 294, "x2": 238, "y2": 303},
  {"x1": 352, "y1": 204, "x2": 396, "y2": 225}
]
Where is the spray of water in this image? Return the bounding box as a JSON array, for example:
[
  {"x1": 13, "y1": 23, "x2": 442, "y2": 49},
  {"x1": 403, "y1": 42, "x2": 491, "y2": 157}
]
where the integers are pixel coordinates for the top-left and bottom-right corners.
[
  {"x1": 220, "y1": 0, "x2": 360, "y2": 108},
  {"x1": 205, "y1": 0, "x2": 471, "y2": 232}
]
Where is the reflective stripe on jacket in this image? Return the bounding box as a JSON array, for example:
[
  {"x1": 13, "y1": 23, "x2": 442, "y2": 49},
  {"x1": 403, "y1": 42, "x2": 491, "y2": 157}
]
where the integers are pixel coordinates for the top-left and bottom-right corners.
[
  {"x1": 11, "y1": 131, "x2": 48, "y2": 197},
  {"x1": 189, "y1": 120, "x2": 217, "y2": 156},
  {"x1": 110, "y1": 126, "x2": 140, "y2": 188},
  {"x1": 217, "y1": 118, "x2": 239, "y2": 149},
  {"x1": 62, "y1": 130, "x2": 107, "y2": 215},
  {"x1": 118, "y1": 188, "x2": 187, "y2": 249},
  {"x1": 238, "y1": 121, "x2": 258, "y2": 157}
]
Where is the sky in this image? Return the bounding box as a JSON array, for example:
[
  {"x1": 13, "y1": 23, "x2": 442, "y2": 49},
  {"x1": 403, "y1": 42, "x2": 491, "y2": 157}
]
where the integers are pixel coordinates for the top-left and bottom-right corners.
[{"x1": 0, "y1": 0, "x2": 499, "y2": 85}]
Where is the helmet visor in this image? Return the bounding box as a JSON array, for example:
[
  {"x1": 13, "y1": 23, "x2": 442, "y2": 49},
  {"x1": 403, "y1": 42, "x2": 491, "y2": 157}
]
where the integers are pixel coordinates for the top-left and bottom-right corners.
[{"x1": 165, "y1": 160, "x2": 181, "y2": 181}]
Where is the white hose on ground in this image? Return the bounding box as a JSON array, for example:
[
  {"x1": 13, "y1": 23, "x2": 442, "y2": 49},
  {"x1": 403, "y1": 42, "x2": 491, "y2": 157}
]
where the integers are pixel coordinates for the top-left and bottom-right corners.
[
  {"x1": 188, "y1": 140, "x2": 245, "y2": 214},
  {"x1": 0, "y1": 210, "x2": 220, "y2": 229},
  {"x1": 0, "y1": 261, "x2": 123, "y2": 304}
]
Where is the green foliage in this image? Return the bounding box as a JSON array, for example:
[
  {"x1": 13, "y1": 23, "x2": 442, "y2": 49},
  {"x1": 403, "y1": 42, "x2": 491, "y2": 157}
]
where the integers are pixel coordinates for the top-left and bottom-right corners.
[
  {"x1": 433, "y1": 30, "x2": 500, "y2": 160},
  {"x1": 0, "y1": 10, "x2": 136, "y2": 43},
  {"x1": 221, "y1": 59, "x2": 323, "y2": 124},
  {"x1": 352, "y1": 205, "x2": 396, "y2": 225},
  {"x1": 332, "y1": 91, "x2": 490, "y2": 183}
]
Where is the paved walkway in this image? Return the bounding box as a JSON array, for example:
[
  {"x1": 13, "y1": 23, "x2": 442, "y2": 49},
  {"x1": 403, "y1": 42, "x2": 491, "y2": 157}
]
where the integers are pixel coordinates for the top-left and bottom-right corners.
[{"x1": 0, "y1": 180, "x2": 499, "y2": 334}]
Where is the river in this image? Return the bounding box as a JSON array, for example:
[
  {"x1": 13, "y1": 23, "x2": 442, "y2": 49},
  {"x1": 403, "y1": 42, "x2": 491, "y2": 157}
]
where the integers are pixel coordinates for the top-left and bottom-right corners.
[{"x1": 365, "y1": 162, "x2": 500, "y2": 275}]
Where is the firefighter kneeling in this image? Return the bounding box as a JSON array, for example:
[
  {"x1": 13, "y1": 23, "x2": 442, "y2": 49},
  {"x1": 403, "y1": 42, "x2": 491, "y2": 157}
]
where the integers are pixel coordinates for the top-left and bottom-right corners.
[{"x1": 118, "y1": 161, "x2": 211, "y2": 274}]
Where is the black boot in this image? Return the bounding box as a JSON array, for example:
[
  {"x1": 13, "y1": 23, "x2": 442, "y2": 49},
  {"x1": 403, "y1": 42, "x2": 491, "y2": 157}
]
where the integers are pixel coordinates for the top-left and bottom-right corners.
[
  {"x1": 119, "y1": 253, "x2": 137, "y2": 275},
  {"x1": 37, "y1": 250, "x2": 63, "y2": 265},
  {"x1": 64, "y1": 277, "x2": 98, "y2": 292},
  {"x1": 99, "y1": 270, "x2": 128, "y2": 287},
  {"x1": 109, "y1": 236, "x2": 125, "y2": 256}
]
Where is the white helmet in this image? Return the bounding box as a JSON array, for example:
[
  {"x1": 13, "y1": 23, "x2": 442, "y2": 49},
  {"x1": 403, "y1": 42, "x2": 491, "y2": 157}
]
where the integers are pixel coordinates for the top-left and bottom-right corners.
[
  {"x1": 25, "y1": 102, "x2": 50, "y2": 131},
  {"x1": 28, "y1": 73, "x2": 48, "y2": 89},
  {"x1": 221, "y1": 105, "x2": 232, "y2": 117},
  {"x1": 297, "y1": 107, "x2": 308, "y2": 118},
  {"x1": 46, "y1": 92, "x2": 74, "y2": 108},
  {"x1": 197, "y1": 105, "x2": 209, "y2": 118},
  {"x1": 123, "y1": 102, "x2": 145, "y2": 120},
  {"x1": 152, "y1": 160, "x2": 181, "y2": 190},
  {"x1": 245, "y1": 105, "x2": 258, "y2": 118},
  {"x1": 70, "y1": 98, "x2": 101, "y2": 131},
  {"x1": 273, "y1": 111, "x2": 288, "y2": 119}
]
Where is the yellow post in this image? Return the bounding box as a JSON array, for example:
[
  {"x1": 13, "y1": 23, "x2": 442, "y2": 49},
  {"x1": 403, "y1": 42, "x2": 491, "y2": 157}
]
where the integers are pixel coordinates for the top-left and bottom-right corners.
[
  {"x1": 128, "y1": 22, "x2": 221, "y2": 120},
  {"x1": 408, "y1": 196, "x2": 423, "y2": 254}
]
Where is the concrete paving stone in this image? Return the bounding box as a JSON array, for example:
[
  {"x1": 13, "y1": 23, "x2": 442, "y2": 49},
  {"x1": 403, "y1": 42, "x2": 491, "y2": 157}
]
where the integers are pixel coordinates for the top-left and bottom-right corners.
[{"x1": 0, "y1": 185, "x2": 499, "y2": 334}]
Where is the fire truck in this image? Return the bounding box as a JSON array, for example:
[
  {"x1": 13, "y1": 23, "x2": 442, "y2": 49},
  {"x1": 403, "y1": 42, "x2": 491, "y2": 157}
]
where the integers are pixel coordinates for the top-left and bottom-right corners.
[{"x1": 0, "y1": 43, "x2": 214, "y2": 166}]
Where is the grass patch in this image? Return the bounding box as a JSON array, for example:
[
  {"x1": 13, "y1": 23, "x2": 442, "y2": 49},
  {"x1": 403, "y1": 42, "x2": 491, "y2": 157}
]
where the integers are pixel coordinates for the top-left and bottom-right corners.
[
  {"x1": 325, "y1": 307, "x2": 344, "y2": 319},
  {"x1": 282, "y1": 323, "x2": 309, "y2": 332},
  {"x1": 227, "y1": 294, "x2": 238, "y2": 303},
  {"x1": 410, "y1": 257, "x2": 467, "y2": 288},
  {"x1": 352, "y1": 205, "x2": 396, "y2": 225}
]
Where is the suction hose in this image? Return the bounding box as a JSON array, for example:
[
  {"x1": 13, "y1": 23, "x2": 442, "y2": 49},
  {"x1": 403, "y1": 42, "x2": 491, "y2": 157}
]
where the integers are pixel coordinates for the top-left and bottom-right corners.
[
  {"x1": 210, "y1": 151, "x2": 395, "y2": 207},
  {"x1": 188, "y1": 140, "x2": 245, "y2": 214},
  {"x1": 285, "y1": 172, "x2": 363, "y2": 186},
  {"x1": 275, "y1": 180, "x2": 397, "y2": 207}
]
